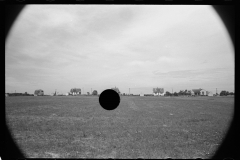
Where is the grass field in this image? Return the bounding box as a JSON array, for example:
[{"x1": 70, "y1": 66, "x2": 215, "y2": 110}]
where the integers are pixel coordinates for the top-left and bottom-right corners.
[{"x1": 5, "y1": 96, "x2": 234, "y2": 159}]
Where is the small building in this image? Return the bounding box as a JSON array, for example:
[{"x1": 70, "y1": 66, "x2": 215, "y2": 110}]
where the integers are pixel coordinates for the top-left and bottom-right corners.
[
  {"x1": 190, "y1": 90, "x2": 195, "y2": 96},
  {"x1": 207, "y1": 91, "x2": 213, "y2": 96},
  {"x1": 153, "y1": 87, "x2": 164, "y2": 96},
  {"x1": 159, "y1": 92, "x2": 165, "y2": 96},
  {"x1": 153, "y1": 92, "x2": 165, "y2": 96},
  {"x1": 34, "y1": 89, "x2": 44, "y2": 96},
  {"x1": 5, "y1": 93, "x2": 9, "y2": 97},
  {"x1": 70, "y1": 88, "x2": 81, "y2": 95},
  {"x1": 140, "y1": 93, "x2": 144, "y2": 96},
  {"x1": 200, "y1": 89, "x2": 208, "y2": 96},
  {"x1": 192, "y1": 89, "x2": 202, "y2": 96}
]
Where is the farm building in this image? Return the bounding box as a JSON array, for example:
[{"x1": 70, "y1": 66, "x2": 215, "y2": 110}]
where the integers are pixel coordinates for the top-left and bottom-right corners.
[
  {"x1": 70, "y1": 88, "x2": 81, "y2": 95},
  {"x1": 192, "y1": 89, "x2": 202, "y2": 96},
  {"x1": 207, "y1": 91, "x2": 214, "y2": 96},
  {"x1": 34, "y1": 89, "x2": 44, "y2": 96},
  {"x1": 200, "y1": 89, "x2": 208, "y2": 96},
  {"x1": 153, "y1": 92, "x2": 165, "y2": 96},
  {"x1": 140, "y1": 93, "x2": 144, "y2": 96},
  {"x1": 153, "y1": 88, "x2": 165, "y2": 96},
  {"x1": 192, "y1": 89, "x2": 213, "y2": 96},
  {"x1": 190, "y1": 90, "x2": 195, "y2": 96}
]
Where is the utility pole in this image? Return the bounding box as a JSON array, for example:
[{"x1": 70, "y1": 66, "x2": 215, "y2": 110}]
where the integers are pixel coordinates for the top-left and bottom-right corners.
[
  {"x1": 216, "y1": 88, "x2": 217, "y2": 95},
  {"x1": 129, "y1": 88, "x2": 130, "y2": 95},
  {"x1": 91, "y1": 88, "x2": 92, "y2": 94}
]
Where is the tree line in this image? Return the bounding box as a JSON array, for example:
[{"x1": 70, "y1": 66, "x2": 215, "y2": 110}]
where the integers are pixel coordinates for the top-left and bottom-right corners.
[{"x1": 219, "y1": 90, "x2": 234, "y2": 96}]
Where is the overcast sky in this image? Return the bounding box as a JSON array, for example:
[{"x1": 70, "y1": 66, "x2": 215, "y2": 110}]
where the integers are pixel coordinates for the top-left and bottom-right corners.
[{"x1": 5, "y1": 5, "x2": 234, "y2": 95}]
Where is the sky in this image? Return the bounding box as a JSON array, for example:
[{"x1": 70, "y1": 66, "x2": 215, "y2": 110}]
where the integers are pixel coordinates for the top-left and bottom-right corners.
[{"x1": 5, "y1": 5, "x2": 234, "y2": 95}]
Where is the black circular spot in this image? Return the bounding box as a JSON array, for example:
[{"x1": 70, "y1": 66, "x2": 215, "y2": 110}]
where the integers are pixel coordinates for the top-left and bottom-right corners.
[{"x1": 99, "y1": 89, "x2": 120, "y2": 110}]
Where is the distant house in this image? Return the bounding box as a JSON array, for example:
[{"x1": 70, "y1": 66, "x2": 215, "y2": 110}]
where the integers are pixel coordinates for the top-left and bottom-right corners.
[
  {"x1": 5, "y1": 93, "x2": 9, "y2": 97},
  {"x1": 192, "y1": 89, "x2": 212, "y2": 96},
  {"x1": 159, "y1": 92, "x2": 165, "y2": 96},
  {"x1": 140, "y1": 93, "x2": 144, "y2": 96},
  {"x1": 34, "y1": 89, "x2": 44, "y2": 96},
  {"x1": 70, "y1": 88, "x2": 81, "y2": 95},
  {"x1": 153, "y1": 88, "x2": 165, "y2": 96},
  {"x1": 190, "y1": 90, "x2": 195, "y2": 96},
  {"x1": 192, "y1": 89, "x2": 202, "y2": 96},
  {"x1": 206, "y1": 91, "x2": 214, "y2": 96},
  {"x1": 153, "y1": 93, "x2": 164, "y2": 96},
  {"x1": 200, "y1": 89, "x2": 208, "y2": 96}
]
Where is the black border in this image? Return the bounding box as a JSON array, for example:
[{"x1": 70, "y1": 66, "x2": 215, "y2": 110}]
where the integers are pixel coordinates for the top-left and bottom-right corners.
[{"x1": 4, "y1": 3, "x2": 236, "y2": 160}]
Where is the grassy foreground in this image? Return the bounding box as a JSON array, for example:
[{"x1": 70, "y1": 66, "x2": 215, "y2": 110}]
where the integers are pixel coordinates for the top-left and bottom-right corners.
[{"x1": 6, "y1": 96, "x2": 234, "y2": 159}]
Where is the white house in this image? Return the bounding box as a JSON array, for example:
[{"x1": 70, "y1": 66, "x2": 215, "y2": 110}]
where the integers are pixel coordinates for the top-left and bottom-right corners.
[
  {"x1": 159, "y1": 92, "x2": 165, "y2": 96},
  {"x1": 70, "y1": 88, "x2": 81, "y2": 96},
  {"x1": 200, "y1": 89, "x2": 208, "y2": 96},
  {"x1": 190, "y1": 90, "x2": 195, "y2": 96},
  {"x1": 153, "y1": 88, "x2": 165, "y2": 96},
  {"x1": 153, "y1": 92, "x2": 165, "y2": 96}
]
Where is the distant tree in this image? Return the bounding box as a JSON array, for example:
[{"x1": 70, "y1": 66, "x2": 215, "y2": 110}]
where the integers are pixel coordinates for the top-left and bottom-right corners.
[
  {"x1": 123, "y1": 93, "x2": 125, "y2": 96},
  {"x1": 153, "y1": 88, "x2": 158, "y2": 94},
  {"x1": 229, "y1": 92, "x2": 234, "y2": 95},
  {"x1": 92, "y1": 90, "x2": 98, "y2": 95},
  {"x1": 87, "y1": 92, "x2": 90, "y2": 95},
  {"x1": 111, "y1": 87, "x2": 121, "y2": 94},
  {"x1": 165, "y1": 91, "x2": 171, "y2": 96},
  {"x1": 178, "y1": 90, "x2": 184, "y2": 96},
  {"x1": 34, "y1": 89, "x2": 44, "y2": 96},
  {"x1": 183, "y1": 89, "x2": 188, "y2": 95},
  {"x1": 70, "y1": 88, "x2": 81, "y2": 95},
  {"x1": 220, "y1": 91, "x2": 223, "y2": 96},
  {"x1": 220, "y1": 90, "x2": 227, "y2": 96},
  {"x1": 173, "y1": 92, "x2": 178, "y2": 96}
]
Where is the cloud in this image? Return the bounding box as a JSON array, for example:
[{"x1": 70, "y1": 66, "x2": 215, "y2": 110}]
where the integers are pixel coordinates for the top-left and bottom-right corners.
[
  {"x1": 128, "y1": 60, "x2": 153, "y2": 67},
  {"x1": 156, "y1": 56, "x2": 178, "y2": 64}
]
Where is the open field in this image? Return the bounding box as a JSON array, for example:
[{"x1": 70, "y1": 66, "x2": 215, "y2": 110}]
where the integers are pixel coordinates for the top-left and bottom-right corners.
[{"x1": 6, "y1": 96, "x2": 234, "y2": 159}]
